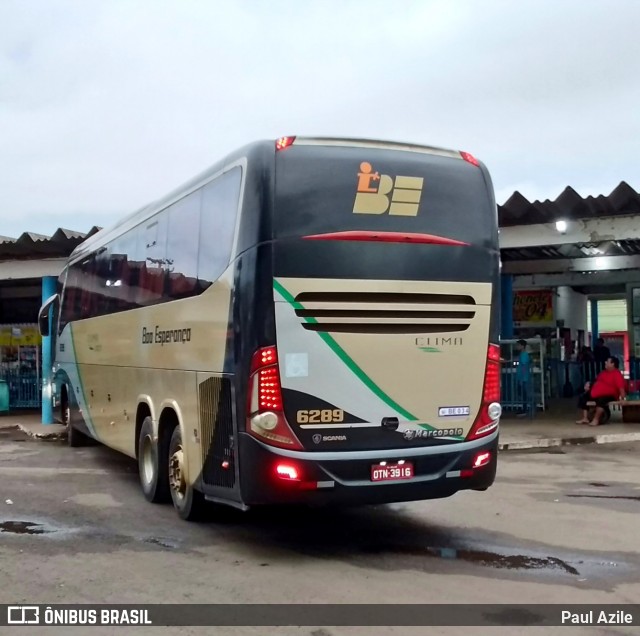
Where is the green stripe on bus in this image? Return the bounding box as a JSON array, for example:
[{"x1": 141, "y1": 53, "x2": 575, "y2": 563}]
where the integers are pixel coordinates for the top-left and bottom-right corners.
[{"x1": 273, "y1": 279, "x2": 423, "y2": 424}]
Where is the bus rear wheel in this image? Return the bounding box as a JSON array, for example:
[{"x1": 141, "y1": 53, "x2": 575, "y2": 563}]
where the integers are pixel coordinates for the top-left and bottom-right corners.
[
  {"x1": 138, "y1": 417, "x2": 170, "y2": 503},
  {"x1": 168, "y1": 426, "x2": 207, "y2": 521}
]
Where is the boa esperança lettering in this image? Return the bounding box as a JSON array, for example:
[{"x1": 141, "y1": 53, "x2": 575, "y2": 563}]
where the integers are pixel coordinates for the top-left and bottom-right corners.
[{"x1": 141, "y1": 325, "x2": 192, "y2": 346}]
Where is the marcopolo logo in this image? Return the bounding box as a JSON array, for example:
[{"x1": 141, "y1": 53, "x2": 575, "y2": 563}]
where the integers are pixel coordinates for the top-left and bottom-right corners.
[
  {"x1": 403, "y1": 427, "x2": 463, "y2": 440},
  {"x1": 353, "y1": 162, "x2": 424, "y2": 216}
]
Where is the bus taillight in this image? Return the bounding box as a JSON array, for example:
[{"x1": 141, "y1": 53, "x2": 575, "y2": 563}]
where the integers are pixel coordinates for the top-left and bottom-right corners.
[
  {"x1": 276, "y1": 136, "x2": 296, "y2": 151},
  {"x1": 473, "y1": 451, "x2": 492, "y2": 468},
  {"x1": 247, "y1": 346, "x2": 303, "y2": 450},
  {"x1": 460, "y1": 151, "x2": 480, "y2": 166},
  {"x1": 275, "y1": 463, "x2": 300, "y2": 481},
  {"x1": 466, "y1": 344, "x2": 502, "y2": 441}
]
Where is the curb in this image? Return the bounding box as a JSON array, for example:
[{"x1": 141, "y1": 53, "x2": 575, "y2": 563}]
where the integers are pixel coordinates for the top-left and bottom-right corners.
[
  {"x1": 17, "y1": 423, "x2": 67, "y2": 441},
  {"x1": 499, "y1": 431, "x2": 640, "y2": 451},
  {"x1": 12, "y1": 421, "x2": 640, "y2": 450}
]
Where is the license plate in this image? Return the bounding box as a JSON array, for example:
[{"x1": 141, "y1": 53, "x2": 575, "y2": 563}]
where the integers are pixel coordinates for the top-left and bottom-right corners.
[
  {"x1": 370, "y1": 462, "x2": 414, "y2": 482},
  {"x1": 438, "y1": 406, "x2": 470, "y2": 417}
]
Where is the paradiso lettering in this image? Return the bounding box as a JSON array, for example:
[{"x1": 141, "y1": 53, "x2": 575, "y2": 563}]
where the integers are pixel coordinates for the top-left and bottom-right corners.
[
  {"x1": 141, "y1": 326, "x2": 192, "y2": 346},
  {"x1": 353, "y1": 162, "x2": 424, "y2": 216}
]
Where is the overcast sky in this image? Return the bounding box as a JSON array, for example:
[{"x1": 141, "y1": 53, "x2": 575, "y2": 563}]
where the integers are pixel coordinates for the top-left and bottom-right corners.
[{"x1": 1, "y1": 0, "x2": 638, "y2": 238}]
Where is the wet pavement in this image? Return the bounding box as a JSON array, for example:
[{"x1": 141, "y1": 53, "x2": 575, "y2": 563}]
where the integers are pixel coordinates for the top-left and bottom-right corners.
[{"x1": 1, "y1": 424, "x2": 639, "y2": 635}]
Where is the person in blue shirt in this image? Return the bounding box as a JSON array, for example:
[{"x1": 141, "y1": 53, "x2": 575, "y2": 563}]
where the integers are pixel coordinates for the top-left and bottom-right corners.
[{"x1": 516, "y1": 339, "x2": 532, "y2": 417}]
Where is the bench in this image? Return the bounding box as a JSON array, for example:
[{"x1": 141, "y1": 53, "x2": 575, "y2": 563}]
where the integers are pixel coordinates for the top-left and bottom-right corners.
[{"x1": 586, "y1": 400, "x2": 640, "y2": 424}]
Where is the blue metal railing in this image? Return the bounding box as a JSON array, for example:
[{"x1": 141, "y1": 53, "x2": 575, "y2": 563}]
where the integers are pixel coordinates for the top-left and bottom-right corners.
[
  {"x1": 0, "y1": 370, "x2": 41, "y2": 409},
  {"x1": 544, "y1": 357, "x2": 640, "y2": 399},
  {"x1": 501, "y1": 366, "x2": 536, "y2": 417}
]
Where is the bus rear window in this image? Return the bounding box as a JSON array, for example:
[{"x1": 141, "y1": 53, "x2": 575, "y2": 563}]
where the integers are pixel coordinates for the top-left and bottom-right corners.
[{"x1": 274, "y1": 145, "x2": 496, "y2": 246}]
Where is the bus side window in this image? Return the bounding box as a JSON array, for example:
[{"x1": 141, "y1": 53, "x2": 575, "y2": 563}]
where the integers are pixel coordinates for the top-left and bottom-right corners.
[
  {"x1": 94, "y1": 248, "x2": 110, "y2": 317},
  {"x1": 137, "y1": 216, "x2": 167, "y2": 306},
  {"x1": 59, "y1": 266, "x2": 80, "y2": 332},
  {"x1": 166, "y1": 190, "x2": 201, "y2": 300},
  {"x1": 198, "y1": 167, "x2": 242, "y2": 288},
  {"x1": 80, "y1": 255, "x2": 97, "y2": 320}
]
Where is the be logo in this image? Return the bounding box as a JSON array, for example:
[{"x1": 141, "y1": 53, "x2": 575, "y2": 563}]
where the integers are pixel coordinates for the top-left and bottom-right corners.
[{"x1": 353, "y1": 162, "x2": 424, "y2": 216}]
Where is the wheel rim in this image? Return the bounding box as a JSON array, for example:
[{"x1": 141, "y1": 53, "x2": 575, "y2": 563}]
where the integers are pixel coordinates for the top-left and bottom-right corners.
[
  {"x1": 169, "y1": 444, "x2": 186, "y2": 502},
  {"x1": 141, "y1": 435, "x2": 155, "y2": 485}
]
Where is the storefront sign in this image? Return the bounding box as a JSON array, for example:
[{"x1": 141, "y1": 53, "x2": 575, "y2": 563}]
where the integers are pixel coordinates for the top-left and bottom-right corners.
[
  {"x1": 513, "y1": 290, "x2": 554, "y2": 324},
  {"x1": 0, "y1": 325, "x2": 42, "y2": 346}
]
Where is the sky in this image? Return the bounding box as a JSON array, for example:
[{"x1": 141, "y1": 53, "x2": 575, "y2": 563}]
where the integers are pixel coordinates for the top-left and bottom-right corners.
[{"x1": 0, "y1": 0, "x2": 639, "y2": 239}]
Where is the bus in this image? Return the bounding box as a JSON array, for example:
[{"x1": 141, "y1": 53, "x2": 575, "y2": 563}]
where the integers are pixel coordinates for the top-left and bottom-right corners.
[{"x1": 39, "y1": 136, "x2": 502, "y2": 521}]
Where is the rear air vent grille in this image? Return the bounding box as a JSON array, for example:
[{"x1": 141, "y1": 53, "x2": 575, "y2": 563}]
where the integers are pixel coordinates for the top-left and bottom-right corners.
[
  {"x1": 199, "y1": 376, "x2": 235, "y2": 489},
  {"x1": 294, "y1": 291, "x2": 476, "y2": 335},
  {"x1": 295, "y1": 292, "x2": 476, "y2": 305}
]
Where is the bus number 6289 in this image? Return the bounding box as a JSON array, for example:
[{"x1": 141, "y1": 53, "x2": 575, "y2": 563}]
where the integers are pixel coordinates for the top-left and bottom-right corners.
[{"x1": 296, "y1": 409, "x2": 344, "y2": 424}]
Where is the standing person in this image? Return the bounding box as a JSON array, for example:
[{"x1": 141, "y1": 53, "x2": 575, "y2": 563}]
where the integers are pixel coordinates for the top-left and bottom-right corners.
[
  {"x1": 516, "y1": 339, "x2": 532, "y2": 417},
  {"x1": 576, "y1": 356, "x2": 626, "y2": 426},
  {"x1": 593, "y1": 338, "x2": 611, "y2": 370},
  {"x1": 578, "y1": 346, "x2": 595, "y2": 385}
]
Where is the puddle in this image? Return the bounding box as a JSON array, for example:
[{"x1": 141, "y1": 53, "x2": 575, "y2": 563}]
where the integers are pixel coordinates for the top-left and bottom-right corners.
[
  {"x1": 359, "y1": 543, "x2": 580, "y2": 575},
  {"x1": 567, "y1": 494, "x2": 640, "y2": 502},
  {"x1": 0, "y1": 520, "x2": 53, "y2": 535}
]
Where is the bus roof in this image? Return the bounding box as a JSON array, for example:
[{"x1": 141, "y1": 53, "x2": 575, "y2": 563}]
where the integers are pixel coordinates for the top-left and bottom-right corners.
[{"x1": 69, "y1": 137, "x2": 476, "y2": 263}]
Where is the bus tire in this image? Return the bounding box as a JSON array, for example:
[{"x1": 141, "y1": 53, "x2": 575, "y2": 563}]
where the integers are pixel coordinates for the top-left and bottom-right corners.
[
  {"x1": 62, "y1": 391, "x2": 86, "y2": 448},
  {"x1": 168, "y1": 425, "x2": 207, "y2": 521},
  {"x1": 67, "y1": 422, "x2": 87, "y2": 447},
  {"x1": 138, "y1": 417, "x2": 170, "y2": 504}
]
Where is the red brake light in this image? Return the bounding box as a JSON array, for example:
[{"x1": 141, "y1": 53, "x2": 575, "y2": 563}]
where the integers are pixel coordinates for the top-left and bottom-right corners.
[
  {"x1": 466, "y1": 344, "x2": 502, "y2": 441},
  {"x1": 247, "y1": 346, "x2": 303, "y2": 450},
  {"x1": 303, "y1": 231, "x2": 470, "y2": 246},
  {"x1": 473, "y1": 451, "x2": 492, "y2": 468},
  {"x1": 275, "y1": 463, "x2": 300, "y2": 481},
  {"x1": 258, "y1": 367, "x2": 283, "y2": 411},
  {"x1": 460, "y1": 151, "x2": 479, "y2": 167},
  {"x1": 251, "y1": 345, "x2": 278, "y2": 374},
  {"x1": 276, "y1": 136, "x2": 296, "y2": 151}
]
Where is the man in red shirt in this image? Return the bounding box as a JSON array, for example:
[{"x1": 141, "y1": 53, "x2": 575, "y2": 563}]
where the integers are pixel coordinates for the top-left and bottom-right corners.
[{"x1": 576, "y1": 356, "x2": 626, "y2": 426}]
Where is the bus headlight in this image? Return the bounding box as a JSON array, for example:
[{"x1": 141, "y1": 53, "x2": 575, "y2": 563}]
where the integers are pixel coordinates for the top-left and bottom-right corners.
[
  {"x1": 488, "y1": 402, "x2": 502, "y2": 420},
  {"x1": 251, "y1": 412, "x2": 278, "y2": 431}
]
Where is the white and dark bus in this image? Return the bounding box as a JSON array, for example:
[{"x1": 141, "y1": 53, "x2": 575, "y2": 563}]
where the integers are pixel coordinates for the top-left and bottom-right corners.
[{"x1": 39, "y1": 136, "x2": 502, "y2": 520}]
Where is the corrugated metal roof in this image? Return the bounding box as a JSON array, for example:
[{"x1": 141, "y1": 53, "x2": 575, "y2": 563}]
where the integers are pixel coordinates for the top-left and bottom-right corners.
[
  {"x1": 498, "y1": 181, "x2": 640, "y2": 227},
  {"x1": 0, "y1": 227, "x2": 101, "y2": 261},
  {"x1": 501, "y1": 238, "x2": 640, "y2": 261}
]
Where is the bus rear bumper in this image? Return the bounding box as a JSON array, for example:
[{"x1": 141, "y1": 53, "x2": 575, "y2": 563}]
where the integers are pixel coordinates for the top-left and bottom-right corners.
[{"x1": 238, "y1": 432, "x2": 498, "y2": 507}]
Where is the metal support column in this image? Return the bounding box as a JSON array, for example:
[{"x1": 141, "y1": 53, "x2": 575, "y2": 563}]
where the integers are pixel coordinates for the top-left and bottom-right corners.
[
  {"x1": 41, "y1": 276, "x2": 56, "y2": 424},
  {"x1": 501, "y1": 274, "x2": 514, "y2": 339},
  {"x1": 590, "y1": 298, "x2": 599, "y2": 345}
]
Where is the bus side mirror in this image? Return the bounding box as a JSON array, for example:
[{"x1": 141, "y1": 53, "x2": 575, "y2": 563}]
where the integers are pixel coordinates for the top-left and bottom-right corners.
[{"x1": 38, "y1": 293, "x2": 59, "y2": 337}]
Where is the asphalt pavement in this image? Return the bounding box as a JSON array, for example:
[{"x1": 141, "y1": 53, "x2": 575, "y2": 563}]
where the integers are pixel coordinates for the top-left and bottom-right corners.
[{"x1": 1, "y1": 424, "x2": 639, "y2": 636}]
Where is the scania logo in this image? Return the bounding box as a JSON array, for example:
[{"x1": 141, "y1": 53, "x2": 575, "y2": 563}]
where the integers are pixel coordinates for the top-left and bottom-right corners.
[{"x1": 312, "y1": 433, "x2": 347, "y2": 444}]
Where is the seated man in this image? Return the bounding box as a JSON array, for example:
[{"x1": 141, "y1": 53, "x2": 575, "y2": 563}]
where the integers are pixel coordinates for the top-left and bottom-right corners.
[{"x1": 576, "y1": 356, "x2": 626, "y2": 426}]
